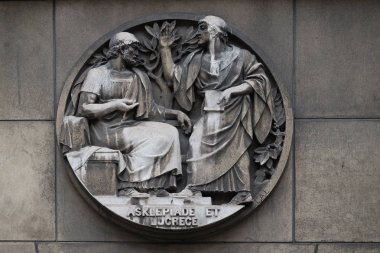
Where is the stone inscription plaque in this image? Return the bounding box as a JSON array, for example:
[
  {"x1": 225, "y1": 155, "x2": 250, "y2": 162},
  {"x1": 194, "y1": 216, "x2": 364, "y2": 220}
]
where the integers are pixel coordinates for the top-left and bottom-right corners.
[{"x1": 56, "y1": 14, "x2": 292, "y2": 240}]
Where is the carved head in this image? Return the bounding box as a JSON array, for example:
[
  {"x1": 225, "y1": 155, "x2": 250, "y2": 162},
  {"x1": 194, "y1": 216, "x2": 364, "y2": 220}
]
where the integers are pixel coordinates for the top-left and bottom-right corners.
[
  {"x1": 197, "y1": 15, "x2": 228, "y2": 45},
  {"x1": 107, "y1": 32, "x2": 142, "y2": 67}
]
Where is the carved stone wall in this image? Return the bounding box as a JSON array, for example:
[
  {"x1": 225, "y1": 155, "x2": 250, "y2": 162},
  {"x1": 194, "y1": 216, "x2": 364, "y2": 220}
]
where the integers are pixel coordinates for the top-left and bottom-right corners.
[{"x1": 0, "y1": 0, "x2": 379, "y2": 252}]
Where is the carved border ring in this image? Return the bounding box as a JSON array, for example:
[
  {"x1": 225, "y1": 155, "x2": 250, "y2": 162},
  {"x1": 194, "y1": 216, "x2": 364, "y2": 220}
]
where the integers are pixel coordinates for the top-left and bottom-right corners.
[{"x1": 56, "y1": 13, "x2": 293, "y2": 241}]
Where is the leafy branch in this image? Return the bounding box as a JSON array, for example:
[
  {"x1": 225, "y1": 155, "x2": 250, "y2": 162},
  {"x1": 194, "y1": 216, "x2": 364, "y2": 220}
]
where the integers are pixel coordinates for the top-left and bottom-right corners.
[
  {"x1": 87, "y1": 47, "x2": 108, "y2": 68},
  {"x1": 140, "y1": 21, "x2": 199, "y2": 108},
  {"x1": 253, "y1": 87, "x2": 286, "y2": 183}
]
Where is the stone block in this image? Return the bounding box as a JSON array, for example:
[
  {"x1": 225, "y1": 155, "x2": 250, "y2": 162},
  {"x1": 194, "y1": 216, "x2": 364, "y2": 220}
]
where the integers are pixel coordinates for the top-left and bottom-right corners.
[
  {"x1": 56, "y1": 152, "x2": 143, "y2": 241},
  {"x1": 296, "y1": 0, "x2": 380, "y2": 118},
  {"x1": 78, "y1": 152, "x2": 119, "y2": 196},
  {"x1": 57, "y1": 143, "x2": 292, "y2": 242},
  {"x1": 57, "y1": 146, "x2": 292, "y2": 242},
  {"x1": 295, "y1": 120, "x2": 380, "y2": 241},
  {"x1": 81, "y1": 160, "x2": 117, "y2": 195},
  {"x1": 38, "y1": 242, "x2": 315, "y2": 253},
  {"x1": 56, "y1": 0, "x2": 293, "y2": 241},
  {"x1": 56, "y1": 0, "x2": 293, "y2": 107},
  {"x1": 209, "y1": 151, "x2": 293, "y2": 242},
  {"x1": 318, "y1": 244, "x2": 380, "y2": 253},
  {"x1": 95, "y1": 195, "x2": 242, "y2": 229},
  {"x1": 0, "y1": 243, "x2": 35, "y2": 253},
  {"x1": 0, "y1": 122, "x2": 55, "y2": 240},
  {"x1": 0, "y1": 1, "x2": 53, "y2": 120}
]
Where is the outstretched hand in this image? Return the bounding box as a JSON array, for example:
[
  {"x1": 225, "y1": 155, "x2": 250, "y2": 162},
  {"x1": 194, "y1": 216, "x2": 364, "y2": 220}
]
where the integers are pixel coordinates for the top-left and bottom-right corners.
[
  {"x1": 159, "y1": 24, "x2": 176, "y2": 48},
  {"x1": 112, "y1": 99, "x2": 139, "y2": 112},
  {"x1": 177, "y1": 111, "x2": 192, "y2": 134}
]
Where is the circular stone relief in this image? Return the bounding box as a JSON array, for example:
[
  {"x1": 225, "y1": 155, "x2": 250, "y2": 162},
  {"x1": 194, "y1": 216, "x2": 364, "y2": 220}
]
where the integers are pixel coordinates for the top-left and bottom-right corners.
[{"x1": 56, "y1": 14, "x2": 293, "y2": 240}]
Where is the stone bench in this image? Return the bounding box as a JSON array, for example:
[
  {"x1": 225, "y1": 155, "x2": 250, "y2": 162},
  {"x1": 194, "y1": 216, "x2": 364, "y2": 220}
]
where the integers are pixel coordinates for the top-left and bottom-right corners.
[
  {"x1": 80, "y1": 150, "x2": 188, "y2": 196},
  {"x1": 80, "y1": 151, "x2": 119, "y2": 196}
]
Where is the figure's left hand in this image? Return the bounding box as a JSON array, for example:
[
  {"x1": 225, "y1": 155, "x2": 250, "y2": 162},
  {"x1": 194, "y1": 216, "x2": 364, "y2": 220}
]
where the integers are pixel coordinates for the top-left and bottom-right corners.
[
  {"x1": 177, "y1": 111, "x2": 192, "y2": 134},
  {"x1": 218, "y1": 88, "x2": 234, "y2": 105}
]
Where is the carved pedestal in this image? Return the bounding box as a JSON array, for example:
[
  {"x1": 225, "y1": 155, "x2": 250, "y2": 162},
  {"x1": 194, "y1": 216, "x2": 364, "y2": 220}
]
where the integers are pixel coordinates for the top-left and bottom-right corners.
[
  {"x1": 77, "y1": 151, "x2": 119, "y2": 196},
  {"x1": 95, "y1": 195, "x2": 244, "y2": 229}
]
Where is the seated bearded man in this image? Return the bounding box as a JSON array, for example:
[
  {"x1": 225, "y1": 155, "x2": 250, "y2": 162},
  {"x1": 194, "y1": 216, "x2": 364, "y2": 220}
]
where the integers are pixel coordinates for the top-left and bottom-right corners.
[{"x1": 77, "y1": 32, "x2": 191, "y2": 197}]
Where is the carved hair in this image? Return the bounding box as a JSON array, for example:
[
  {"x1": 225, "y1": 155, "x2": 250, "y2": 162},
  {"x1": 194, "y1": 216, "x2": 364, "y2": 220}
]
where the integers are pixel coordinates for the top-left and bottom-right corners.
[
  {"x1": 106, "y1": 32, "x2": 141, "y2": 59},
  {"x1": 106, "y1": 41, "x2": 141, "y2": 60},
  {"x1": 109, "y1": 32, "x2": 139, "y2": 48},
  {"x1": 199, "y1": 15, "x2": 229, "y2": 46}
]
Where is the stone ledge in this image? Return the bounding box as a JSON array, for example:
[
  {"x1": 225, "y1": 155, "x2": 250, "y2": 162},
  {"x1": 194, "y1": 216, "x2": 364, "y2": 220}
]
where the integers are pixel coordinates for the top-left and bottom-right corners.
[
  {"x1": 95, "y1": 195, "x2": 243, "y2": 229},
  {"x1": 0, "y1": 243, "x2": 35, "y2": 253},
  {"x1": 38, "y1": 242, "x2": 315, "y2": 253}
]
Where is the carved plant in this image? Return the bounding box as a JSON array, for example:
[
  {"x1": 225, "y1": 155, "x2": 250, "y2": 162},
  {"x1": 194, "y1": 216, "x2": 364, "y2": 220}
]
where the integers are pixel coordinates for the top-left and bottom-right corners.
[
  {"x1": 253, "y1": 87, "x2": 285, "y2": 184},
  {"x1": 72, "y1": 21, "x2": 199, "y2": 109},
  {"x1": 88, "y1": 47, "x2": 108, "y2": 68},
  {"x1": 140, "y1": 21, "x2": 199, "y2": 108},
  {"x1": 138, "y1": 22, "x2": 174, "y2": 107}
]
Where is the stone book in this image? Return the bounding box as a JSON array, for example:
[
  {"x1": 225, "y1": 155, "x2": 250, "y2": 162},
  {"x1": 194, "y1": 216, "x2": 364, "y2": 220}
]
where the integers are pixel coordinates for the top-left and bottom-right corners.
[{"x1": 203, "y1": 90, "x2": 225, "y2": 112}]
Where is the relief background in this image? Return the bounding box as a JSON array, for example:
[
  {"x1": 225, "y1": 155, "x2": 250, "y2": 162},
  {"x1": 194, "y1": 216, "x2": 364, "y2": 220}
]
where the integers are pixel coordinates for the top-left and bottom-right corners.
[{"x1": 0, "y1": 0, "x2": 378, "y2": 252}]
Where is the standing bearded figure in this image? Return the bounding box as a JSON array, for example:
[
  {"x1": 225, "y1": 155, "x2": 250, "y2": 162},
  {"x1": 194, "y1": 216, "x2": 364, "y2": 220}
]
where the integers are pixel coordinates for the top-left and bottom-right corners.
[
  {"x1": 159, "y1": 16, "x2": 275, "y2": 204},
  {"x1": 73, "y1": 32, "x2": 191, "y2": 197}
]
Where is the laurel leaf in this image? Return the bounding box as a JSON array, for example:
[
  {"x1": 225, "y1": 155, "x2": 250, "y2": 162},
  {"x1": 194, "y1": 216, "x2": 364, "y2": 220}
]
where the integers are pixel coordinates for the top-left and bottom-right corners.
[
  {"x1": 153, "y1": 23, "x2": 160, "y2": 36},
  {"x1": 145, "y1": 25, "x2": 158, "y2": 39}
]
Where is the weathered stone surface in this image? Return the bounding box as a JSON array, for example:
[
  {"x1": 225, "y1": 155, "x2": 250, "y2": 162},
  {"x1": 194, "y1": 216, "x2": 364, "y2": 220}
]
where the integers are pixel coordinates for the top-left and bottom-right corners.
[
  {"x1": 295, "y1": 120, "x2": 380, "y2": 241},
  {"x1": 0, "y1": 243, "x2": 35, "y2": 253},
  {"x1": 39, "y1": 242, "x2": 314, "y2": 253},
  {"x1": 0, "y1": 1, "x2": 53, "y2": 120},
  {"x1": 0, "y1": 122, "x2": 55, "y2": 240},
  {"x1": 80, "y1": 159, "x2": 118, "y2": 196},
  {"x1": 57, "y1": 139, "x2": 292, "y2": 241},
  {"x1": 318, "y1": 244, "x2": 380, "y2": 253},
  {"x1": 56, "y1": 0, "x2": 293, "y2": 106},
  {"x1": 210, "y1": 152, "x2": 293, "y2": 242},
  {"x1": 296, "y1": 0, "x2": 380, "y2": 118},
  {"x1": 96, "y1": 195, "x2": 243, "y2": 229},
  {"x1": 57, "y1": 142, "x2": 292, "y2": 241},
  {"x1": 56, "y1": 153, "x2": 143, "y2": 241},
  {"x1": 56, "y1": 1, "x2": 293, "y2": 240}
]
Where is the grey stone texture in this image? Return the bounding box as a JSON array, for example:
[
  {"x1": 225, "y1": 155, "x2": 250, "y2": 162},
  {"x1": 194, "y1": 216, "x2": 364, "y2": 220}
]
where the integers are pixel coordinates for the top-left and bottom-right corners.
[
  {"x1": 318, "y1": 244, "x2": 380, "y2": 253},
  {"x1": 57, "y1": 154, "x2": 293, "y2": 241},
  {"x1": 56, "y1": 0, "x2": 293, "y2": 107},
  {"x1": 56, "y1": 154, "x2": 143, "y2": 241},
  {"x1": 38, "y1": 243, "x2": 315, "y2": 253},
  {"x1": 295, "y1": 120, "x2": 380, "y2": 242},
  {"x1": 57, "y1": 144, "x2": 293, "y2": 242},
  {"x1": 0, "y1": 122, "x2": 55, "y2": 240},
  {"x1": 0, "y1": 243, "x2": 35, "y2": 253},
  {"x1": 0, "y1": 0, "x2": 378, "y2": 250},
  {"x1": 55, "y1": 0, "x2": 294, "y2": 242},
  {"x1": 209, "y1": 153, "x2": 293, "y2": 242},
  {"x1": 83, "y1": 160, "x2": 118, "y2": 196},
  {"x1": 296, "y1": 0, "x2": 380, "y2": 118},
  {"x1": 0, "y1": 1, "x2": 53, "y2": 120}
]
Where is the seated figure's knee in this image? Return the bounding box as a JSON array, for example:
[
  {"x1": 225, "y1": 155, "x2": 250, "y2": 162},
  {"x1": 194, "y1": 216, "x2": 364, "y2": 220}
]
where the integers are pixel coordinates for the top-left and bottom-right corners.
[
  {"x1": 158, "y1": 123, "x2": 179, "y2": 138},
  {"x1": 169, "y1": 124, "x2": 180, "y2": 138},
  {"x1": 156, "y1": 124, "x2": 183, "y2": 150}
]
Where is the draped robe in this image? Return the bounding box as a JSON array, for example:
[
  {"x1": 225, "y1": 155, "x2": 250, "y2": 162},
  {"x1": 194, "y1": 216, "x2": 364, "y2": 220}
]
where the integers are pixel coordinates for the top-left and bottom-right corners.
[
  {"x1": 78, "y1": 64, "x2": 182, "y2": 189},
  {"x1": 173, "y1": 46, "x2": 274, "y2": 191}
]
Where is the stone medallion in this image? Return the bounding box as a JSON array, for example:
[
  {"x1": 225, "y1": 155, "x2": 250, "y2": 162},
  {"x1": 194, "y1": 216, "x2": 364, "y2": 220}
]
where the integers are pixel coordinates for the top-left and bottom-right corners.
[{"x1": 56, "y1": 14, "x2": 293, "y2": 240}]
